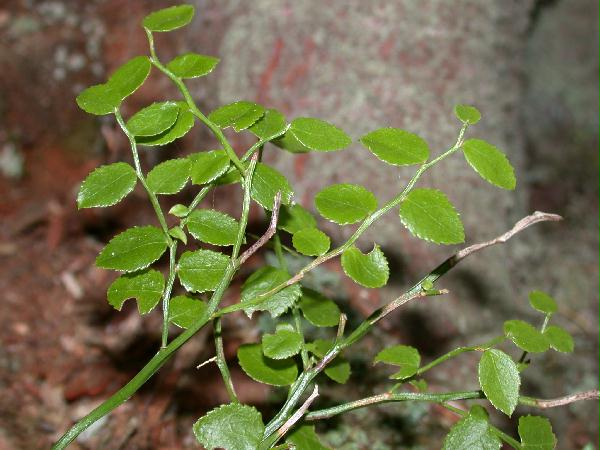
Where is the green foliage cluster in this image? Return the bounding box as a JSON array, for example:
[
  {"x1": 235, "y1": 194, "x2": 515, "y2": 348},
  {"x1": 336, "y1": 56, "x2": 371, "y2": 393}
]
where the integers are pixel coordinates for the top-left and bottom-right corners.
[{"x1": 53, "y1": 5, "x2": 592, "y2": 450}]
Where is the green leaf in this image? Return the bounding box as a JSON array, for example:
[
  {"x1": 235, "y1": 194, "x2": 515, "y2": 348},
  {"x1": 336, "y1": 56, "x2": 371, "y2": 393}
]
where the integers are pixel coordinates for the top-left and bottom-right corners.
[
  {"x1": 166, "y1": 53, "x2": 219, "y2": 78},
  {"x1": 262, "y1": 329, "x2": 303, "y2": 359},
  {"x1": 248, "y1": 108, "x2": 287, "y2": 140},
  {"x1": 126, "y1": 101, "x2": 180, "y2": 137},
  {"x1": 146, "y1": 158, "x2": 190, "y2": 194},
  {"x1": 478, "y1": 349, "x2": 520, "y2": 416},
  {"x1": 341, "y1": 244, "x2": 389, "y2": 288},
  {"x1": 169, "y1": 204, "x2": 189, "y2": 218},
  {"x1": 237, "y1": 343, "x2": 298, "y2": 386},
  {"x1": 462, "y1": 139, "x2": 516, "y2": 190},
  {"x1": 107, "y1": 56, "x2": 152, "y2": 101},
  {"x1": 96, "y1": 226, "x2": 168, "y2": 272},
  {"x1": 75, "y1": 83, "x2": 121, "y2": 116},
  {"x1": 241, "y1": 266, "x2": 302, "y2": 318},
  {"x1": 360, "y1": 128, "x2": 429, "y2": 166},
  {"x1": 273, "y1": 130, "x2": 312, "y2": 153},
  {"x1": 315, "y1": 183, "x2": 377, "y2": 225},
  {"x1": 299, "y1": 288, "x2": 341, "y2": 327},
  {"x1": 208, "y1": 101, "x2": 265, "y2": 132},
  {"x1": 288, "y1": 117, "x2": 352, "y2": 152},
  {"x1": 454, "y1": 104, "x2": 482, "y2": 125},
  {"x1": 543, "y1": 325, "x2": 574, "y2": 353},
  {"x1": 442, "y1": 405, "x2": 501, "y2": 450},
  {"x1": 169, "y1": 295, "x2": 207, "y2": 329},
  {"x1": 306, "y1": 339, "x2": 350, "y2": 383},
  {"x1": 518, "y1": 415, "x2": 557, "y2": 450},
  {"x1": 251, "y1": 163, "x2": 294, "y2": 210},
  {"x1": 168, "y1": 226, "x2": 187, "y2": 244},
  {"x1": 504, "y1": 320, "x2": 550, "y2": 353},
  {"x1": 292, "y1": 228, "x2": 331, "y2": 256},
  {"x1": 189, "y1": 150, "x2": 231, "y2": 185},
  {"x1": 193, "y1": 403, "x2": 264, "y2": 450},
  {"x1": 107, "y1": 269, "x2": 164, "y2": 314},
  {"x1": 186, "y1": 209, "x2": 240, "y2": 246},
  {"x1": 528, "y1": 290, "x2": 557, "y2": 315},
  {"x1": 177, "y1": 249, "x2": 230, "y2": 293},
  {"x1": 286, "y1": 424, "x2": 330, "y2": 450},
  {"x1": 77, "y1": 162, "x2": 137, "y2": 209},
  {"x1": 278, "y1": 204, "x2": 317, "y2": 234},
  {"x1": 374, "y1": 345, "x2": 420, "y2": 379},
  {"x1": 137, "y1": 102, "x2": 195, "y2": 147},
  {"x1": 143, "y1": 4, "x2": 195, "y2": 32},
  {"x1": 399, "y1": 188, "x2": 464, "y2": 245}
]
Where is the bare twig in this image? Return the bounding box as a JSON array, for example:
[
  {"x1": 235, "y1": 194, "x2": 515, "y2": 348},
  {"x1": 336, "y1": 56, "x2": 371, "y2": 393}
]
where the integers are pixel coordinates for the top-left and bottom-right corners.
[
  {"x1": 276, "y1": 386, "x2": 319, "y2": 439},
  {"x1": 238, "y1": 191, "x2": 282, "y2": 266},
  {"x1": 196, "y1": 356, "x2": 217, "y2": 369},
  {"x1": 520, "y1": 390, "x2": 599, "y2": 408}
]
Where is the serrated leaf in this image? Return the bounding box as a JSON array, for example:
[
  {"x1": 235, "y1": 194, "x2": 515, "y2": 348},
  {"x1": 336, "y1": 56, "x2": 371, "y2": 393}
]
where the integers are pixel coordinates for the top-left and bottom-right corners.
[
  {"x1": 273, "y1": 130, "x2": 312, "y2": 153},
  {"x1": 278, "y1": 204, "x2": 317, "y2": 234},
  {"x1": 454, "y1": 104, "x2": 482, "y2": 125},
  {"x1": 107, "y1": 56, "x2": 152, "y2": 101},
  {"x1": 189, "y1": 150, "x2": 231, "y2": 185},
  {"x1": 241, "y1": 266, "x2": 302, "y2": 318},
  {"x1": 169, "y1": 295, "x2": 207, "y2": 329},
  {"x1": 360, "y1": 128, "x2": 429, "y2": 166},
  {"x1": 286, "y1": 424, "x2": 330, "y2": 450},
  {"x1": 96, "y1": 226, "x2": 168, "y2": 272},
  {"x1": 306, "y1": 339, "x2": 350, "y2": 383},
  {"x1": 237, "y1": 343, "x2": 298, "y2": 386},
  {"x1": 462, "y1": 139, "x2": 516, "y2": 190},
  {"x1": 177, "y1": 249, "x2": 230, "y2": 293},
  {"x1": 193, "y1": 403, "x2": 264, "y2": 450},
  {"x1": 292, "y1": 228, "x2": 330, "y2": 256},
  {"x1": 146, "y1": 158, "x2": 190, "y2": 194},
  {"x1": 341, "y1": 244, "x2": 389, "y2": 288},
  {"x1": 504, "y1": 320, "x2": 550, "y2": 353},
  {"x1": 168, "y1": 226, "x2": 187, "y2": 244},
  {"x1": 518, "y1": 415, "x2": 557, "y2": 450},
  {"x1": 442, "y1": 405, "x2": 501, "y2": 450},
  {"x1": 478, "y1": 349, "x2": 520, "y2": 416},
  {"x1": 399, "y1": 188, "x2": 464, "y2": 244},
  {"x1": 248, "y1": 108, "x2": 287, "y2": 140},
  {"x1": 137, "y1": 102, "x2": 195, "y2": 147},
  {"x1": 251, "y1": 163, "x2": 294, "y2": 210},
  {"x1": 166, "y1": 53, "x2": 219, "y2": 78},
  {"x1": 107, "y1": 269, "x2": 164, "y2": 314},
  {"x1": 186, "y1": 209, "x2": 240, "y2": 246},
  {"x1": 169, "y1": 204, "x2": 189, "y2": 218},
  {"x1": 543, "y1": 325, "x2": 574, "y2": 353},
  {"x1": 374, "y1": 345, "x2": 420, "y2": 379},
  {"x1": 315, "y1": 183, "x2": 377, "y2": 225},
  {"x1": 208, "y1": 101, "x2": 265, "y2": 132},
  {"x1": 77, "y1": 162, "x2": 137, "y2": 208},
  {"x1": 126, "y1": 101, "x2": 180, "y2": 137},
  {"x1": 262, "y1": 329, "x2": 303, "y2": 359},
  {"x1": 528, "y1": 290, "x2": 557, "y2": 315},
  {"x1": 75, "y1": 83, "x2": 121, "y2": 116},
  {"x1": 299, "y1": 288, "x2": 341, "y2": 327},
  {"x1": 143, "y1": 4, "x2": 195, "y2": 32},
  {"x1": 288, "y1": 117, "x2": 352, "y2": 152}
]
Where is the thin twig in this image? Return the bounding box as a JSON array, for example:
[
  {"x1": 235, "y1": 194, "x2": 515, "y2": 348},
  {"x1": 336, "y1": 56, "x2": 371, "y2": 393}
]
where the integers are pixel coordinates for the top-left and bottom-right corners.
[
  {"x1": 214, "y1": 318, "x2": 238, "y2": 402},
  {"x1": 238, "y1": 191, "x2": 282, "y2": 266},
  {"x1": 196, "y1": 356, "x2": 217, "y2": 369},
  {"x1": 276, "y1": 385, "x2": 319, "y2": 439},
  {"x1": 520, "y1": 390, "x2": 599, "y2": 408}
]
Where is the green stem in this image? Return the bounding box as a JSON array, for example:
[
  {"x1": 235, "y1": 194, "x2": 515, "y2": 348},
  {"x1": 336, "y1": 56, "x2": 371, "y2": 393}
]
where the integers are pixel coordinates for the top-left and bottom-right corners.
[
  {"x1": 114, "y1": 110, "x2": 172, "y2": 242},
  {"x1": 161, "y1": 242, "x2": 178, "y2": 348},
  {"x1": 415, "y1": 336, "x2": 505, "y2": 376},
  {"x1": 52, "y1": 145, "x2": 260, "y2": 450},
  {"x1": 145, "y1": 29, "x2": 246, "y2": 176},
  {"x1": 214, "y1": 317, "x2": 238, "y2": 402}
]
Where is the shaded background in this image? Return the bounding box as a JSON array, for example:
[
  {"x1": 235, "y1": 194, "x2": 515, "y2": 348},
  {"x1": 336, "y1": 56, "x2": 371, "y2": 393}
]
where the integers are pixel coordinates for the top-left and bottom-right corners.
[{"x1": 0, "y1": 0, "x2": 598, "y2": 449}]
